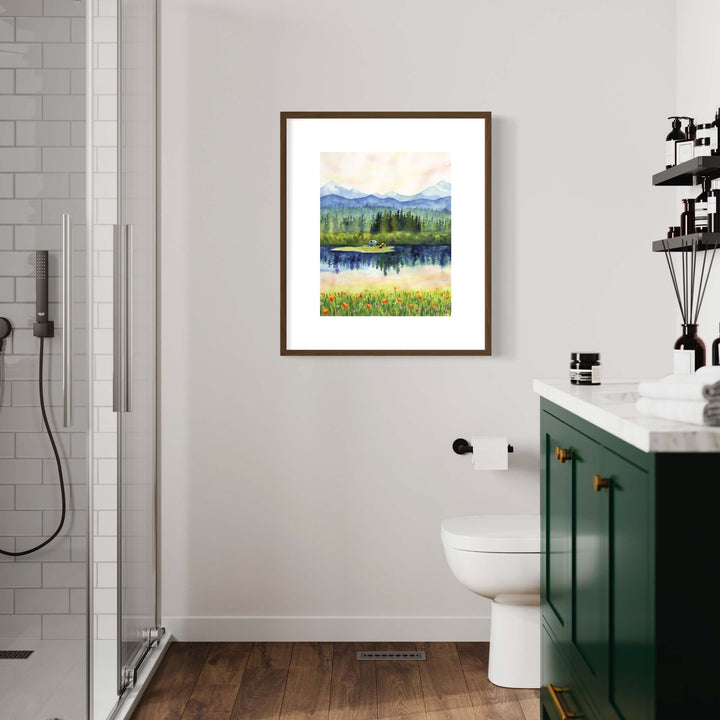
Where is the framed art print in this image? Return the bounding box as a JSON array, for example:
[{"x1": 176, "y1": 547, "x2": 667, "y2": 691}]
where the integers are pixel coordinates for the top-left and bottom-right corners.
[{"x1": 281, "y1": 112, "x2": 491, "y2": 355}]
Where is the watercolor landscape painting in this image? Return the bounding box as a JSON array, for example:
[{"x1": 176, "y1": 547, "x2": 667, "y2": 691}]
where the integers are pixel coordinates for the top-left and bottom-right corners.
[
  {"x1": 319, "y1": 152, "x2": 451, "y2": 316},
  {"x1": 282, "y1": 112, "x2": 491, "y2": 355}
]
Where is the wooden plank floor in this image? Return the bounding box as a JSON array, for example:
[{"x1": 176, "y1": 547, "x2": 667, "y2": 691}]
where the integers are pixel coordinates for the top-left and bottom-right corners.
[{"x1": 131, "y1": 643, "x2": 539, "y2": 720}]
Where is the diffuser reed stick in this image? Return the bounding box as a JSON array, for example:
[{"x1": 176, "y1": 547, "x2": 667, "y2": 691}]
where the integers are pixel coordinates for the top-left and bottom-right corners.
[
  {"x1": 661, "y1": 238, "x2": 686, "y2": 323},
  {"x1": 661, "y1": 238, "x2": 718, "y2": 324}
]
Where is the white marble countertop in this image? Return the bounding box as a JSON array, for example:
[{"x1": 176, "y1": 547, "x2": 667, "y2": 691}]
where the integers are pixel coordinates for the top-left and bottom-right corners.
[{"x1": 533, "y1": 379, "x2": 720, "y2": 453}]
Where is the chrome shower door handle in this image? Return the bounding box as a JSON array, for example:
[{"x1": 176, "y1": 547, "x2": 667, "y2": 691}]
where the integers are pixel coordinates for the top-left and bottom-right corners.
[
  {"x1": 62, "y1": 213, "x2": 73, "y2": 428},
  {"x1": 113, "y1": 224, "x2": 133, "y2": 414},
  {"x1": 125, "y1": 224, "x2": 133, "y2": 413},
  {"x1": 113, "y1": 224, "x2": 126, "y2": 413}
]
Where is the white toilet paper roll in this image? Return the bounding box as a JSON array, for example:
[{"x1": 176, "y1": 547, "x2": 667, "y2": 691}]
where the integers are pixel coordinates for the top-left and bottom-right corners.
[{"x1": 471, "y1": 436, "x2": 509, "y2": 470}]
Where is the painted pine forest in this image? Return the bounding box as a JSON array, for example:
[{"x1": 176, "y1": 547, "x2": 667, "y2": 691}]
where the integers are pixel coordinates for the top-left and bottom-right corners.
[{"x1": 320, "y1": 208, "x2": 451, "y2": 247}]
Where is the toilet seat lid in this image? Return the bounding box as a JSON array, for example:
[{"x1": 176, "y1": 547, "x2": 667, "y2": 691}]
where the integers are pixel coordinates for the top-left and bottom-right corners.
[{"x1": 441, "y1": 515, "x2": 540, "y2": 553}]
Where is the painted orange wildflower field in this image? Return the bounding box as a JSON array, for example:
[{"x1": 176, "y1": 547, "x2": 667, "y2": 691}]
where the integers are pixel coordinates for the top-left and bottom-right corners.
[{"x1": 321, "y1": 288, "x2": 451, "y2": 316}]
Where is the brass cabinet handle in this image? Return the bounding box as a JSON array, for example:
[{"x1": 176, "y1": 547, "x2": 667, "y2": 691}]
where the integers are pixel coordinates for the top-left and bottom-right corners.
[
  {"x1": 593, "y1": 474, "x2": 609, "y2": 492},
  {"x1": 547, "y1": 685, "x2": 583, "y2": 719},
  {"x1": 555, "y1": 446, "x2": 571, "y2": 463}
]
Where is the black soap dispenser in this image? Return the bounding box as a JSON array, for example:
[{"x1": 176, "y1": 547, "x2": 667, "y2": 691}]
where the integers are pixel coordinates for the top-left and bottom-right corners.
[
  {"x1": 667, "y1": 116, "x2": 685, "y2": 169},
  {"x1": 712, "y1": 324, "x2": 720, "y2": 366}
]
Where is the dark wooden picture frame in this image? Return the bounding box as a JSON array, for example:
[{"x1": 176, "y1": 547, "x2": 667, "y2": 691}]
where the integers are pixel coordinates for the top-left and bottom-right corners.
[{"x1": 281, "y1": 111, "x2": 491, "y2": 356}]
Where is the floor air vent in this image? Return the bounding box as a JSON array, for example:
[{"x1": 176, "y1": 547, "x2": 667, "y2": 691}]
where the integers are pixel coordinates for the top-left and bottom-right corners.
[
  {"x1": 356, "y1": 651, "x2": 426, "y2": 661},
  {"x1": 0, "y1": 650, "x2": 33, "y2": 659}
]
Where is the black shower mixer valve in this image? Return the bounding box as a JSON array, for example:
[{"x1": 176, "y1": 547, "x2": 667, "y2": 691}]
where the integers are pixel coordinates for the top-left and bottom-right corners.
[{"x1": 0, "y1": 317, "x2": 11, "y2": 353}]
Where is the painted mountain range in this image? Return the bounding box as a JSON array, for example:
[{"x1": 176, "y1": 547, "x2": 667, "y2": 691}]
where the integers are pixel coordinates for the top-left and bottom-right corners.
[{"x1": 320, "y1": 180, "x2": 451, "y2": 211}]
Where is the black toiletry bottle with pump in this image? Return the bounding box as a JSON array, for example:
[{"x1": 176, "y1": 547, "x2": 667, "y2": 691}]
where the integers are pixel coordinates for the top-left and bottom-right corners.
[
  {"x1": 685, "y1": 116, "x2": 697, "y2": 140},
  {"x1": 666, "y1": 116, "x2": 685, "y2": 168},
  {"x1": 695, "y1": 177, "x2": 712, "y2": 231},
  {"x1": 713, "y1": 324, "x2": 720, "y2": 366},
  {"x1": 681, "y1": 198, "x2": 696, "y2": 235}
]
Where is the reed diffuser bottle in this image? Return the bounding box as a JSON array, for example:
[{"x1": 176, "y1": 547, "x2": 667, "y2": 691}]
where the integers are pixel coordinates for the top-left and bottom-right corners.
[
  {"x1": 674, "y1": 323, "x2": 706, "y2": 370},
  {"x1": 661, "y1": 235, "x2": 717, "y2": 372}
]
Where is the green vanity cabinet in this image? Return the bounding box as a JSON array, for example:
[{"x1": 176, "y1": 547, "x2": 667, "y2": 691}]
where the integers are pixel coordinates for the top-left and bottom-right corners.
[{"x1": 540, "y1": 397, "x2": 720, "y2": 720}]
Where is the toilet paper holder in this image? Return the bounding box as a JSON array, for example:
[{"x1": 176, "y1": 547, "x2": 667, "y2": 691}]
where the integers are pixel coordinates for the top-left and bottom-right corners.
[{"x1": 452, "y1": 438, "x2": 514, "y2": 455}]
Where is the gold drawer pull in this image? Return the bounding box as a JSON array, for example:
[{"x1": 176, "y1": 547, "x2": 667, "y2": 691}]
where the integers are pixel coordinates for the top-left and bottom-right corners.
[
  {"x1": 555, "y1": 446, "x2": 571, "y2": 463},
  {"x1": 593, "y1": 474, "x2": 609, "y2": 492},
  {"x1": 547, "y1": 684, "x2": 583, "y2": 719}
]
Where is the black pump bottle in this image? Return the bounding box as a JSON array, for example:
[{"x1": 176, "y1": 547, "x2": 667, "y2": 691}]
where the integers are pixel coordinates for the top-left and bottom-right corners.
[
  {"x1": 666, "y1": 116, "x2": 685, "y2": 168},
  {"x1": 685, "y1": 116, "x2": 696, "y2": 141}
]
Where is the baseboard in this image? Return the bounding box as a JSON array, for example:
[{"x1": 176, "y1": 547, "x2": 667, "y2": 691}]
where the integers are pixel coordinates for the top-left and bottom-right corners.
[{"x1": 161, "y1": 616, "x2": 491, "y2": 642}]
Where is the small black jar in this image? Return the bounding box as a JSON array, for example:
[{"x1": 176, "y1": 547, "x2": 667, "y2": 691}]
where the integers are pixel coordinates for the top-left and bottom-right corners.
[{"x1": 570, "y1": 352, "x2": 601, "y2": 385}]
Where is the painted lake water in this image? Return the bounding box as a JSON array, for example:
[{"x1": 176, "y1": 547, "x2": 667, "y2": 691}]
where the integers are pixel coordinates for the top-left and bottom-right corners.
[{"x1": 320, "y1": 245, "x2": 451, "y2": 292}]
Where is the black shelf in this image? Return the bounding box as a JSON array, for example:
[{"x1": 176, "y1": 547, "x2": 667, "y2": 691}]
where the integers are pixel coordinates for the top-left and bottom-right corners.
[
  {"x1": 652, "y1": 232, "x2": 720, "y2": 253},
  {"x1": 652, "y1": 156, "x2": 720, "y2": 186}
]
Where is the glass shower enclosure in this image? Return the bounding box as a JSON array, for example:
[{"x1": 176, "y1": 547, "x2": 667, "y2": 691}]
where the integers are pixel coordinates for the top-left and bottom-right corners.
[{"x1": 0, "y1": 1, "x2": 160, "y2": 718}]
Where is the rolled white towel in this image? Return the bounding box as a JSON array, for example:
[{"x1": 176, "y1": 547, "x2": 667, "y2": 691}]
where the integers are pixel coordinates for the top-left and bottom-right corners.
[
  {"x1": 636, "y1": 397, "x2": 720, "y2": 426},
  {"x1": 638, "y1": 366, "x2": 720, "y2": 402},
  {"x1": 697, "y1": 366, "x2": 720, "y2": 400}
]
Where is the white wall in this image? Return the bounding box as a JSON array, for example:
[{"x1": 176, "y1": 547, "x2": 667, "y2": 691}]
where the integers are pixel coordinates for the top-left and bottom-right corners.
[
  {"x1": 160, "y1": 0, "x2": 676, "y2": 640},
  {"x1": 676, "y1": 0, "x2": 720, "y2": 344}
]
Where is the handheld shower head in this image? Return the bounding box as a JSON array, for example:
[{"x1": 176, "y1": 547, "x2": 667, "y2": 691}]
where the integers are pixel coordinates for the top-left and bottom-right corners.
[
  {"x1": 35, "y1": 251, "x2": 48, "y2": 321},
  {"x1": 33, "y1": 251, "x2": 54, "y2": 338}
]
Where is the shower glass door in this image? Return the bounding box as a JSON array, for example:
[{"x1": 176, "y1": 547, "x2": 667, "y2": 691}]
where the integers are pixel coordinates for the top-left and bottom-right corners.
[{"x1": 115, "y1": 0, "x2": 157, "y2": 695}]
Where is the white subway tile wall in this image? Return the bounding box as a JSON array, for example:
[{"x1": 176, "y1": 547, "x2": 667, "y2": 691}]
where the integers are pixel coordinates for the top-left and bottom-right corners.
[{"x1": 0, "y1": 0, "x2": 94, "y2": 642}]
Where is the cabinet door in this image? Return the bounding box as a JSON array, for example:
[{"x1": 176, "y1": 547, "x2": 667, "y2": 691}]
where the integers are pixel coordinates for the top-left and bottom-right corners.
[
  {"x1": 541, "y1": 413, "x2": 573, "y2": 643},
  {"x1": 570, "y1": 428, "x2": 606, "y2": 707},
  {"x1": 541, "y1": 412, "x2": 590, "y2": 645},
  {"x1": 605, "y1": 448, "x2": 654, "y2": 720}
]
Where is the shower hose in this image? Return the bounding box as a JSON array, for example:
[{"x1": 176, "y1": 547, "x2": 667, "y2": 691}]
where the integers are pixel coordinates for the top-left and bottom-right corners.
[{"x1": 0, "y1": 338, "x2": 66, "y2": 557}]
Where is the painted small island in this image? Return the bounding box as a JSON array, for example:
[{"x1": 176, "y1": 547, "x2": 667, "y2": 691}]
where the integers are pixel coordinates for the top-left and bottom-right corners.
[{"x1": 534, "y1": 380, "x2": 720, "y2": 720}]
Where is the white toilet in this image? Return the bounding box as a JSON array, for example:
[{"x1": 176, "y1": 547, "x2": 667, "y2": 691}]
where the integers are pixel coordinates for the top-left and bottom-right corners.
[{"x1": 441, "y1": 514, "x2": 540, "y2": 689}]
